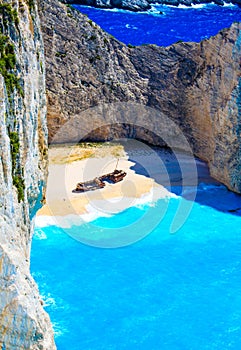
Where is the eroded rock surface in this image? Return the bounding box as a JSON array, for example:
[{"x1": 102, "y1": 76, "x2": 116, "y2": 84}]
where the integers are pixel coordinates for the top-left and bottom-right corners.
[{"x1": 0, "y1": 1, "x2": 56, "y2": 348}]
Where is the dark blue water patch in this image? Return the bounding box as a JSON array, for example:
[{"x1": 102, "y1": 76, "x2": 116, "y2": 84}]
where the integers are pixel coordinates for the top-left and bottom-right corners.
[{"x1": 73, "y1": 4, "x2": 241, "y2": 46}]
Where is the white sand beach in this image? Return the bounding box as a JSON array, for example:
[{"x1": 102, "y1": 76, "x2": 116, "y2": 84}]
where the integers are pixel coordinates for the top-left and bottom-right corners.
[{"x1": 37, "y1": 142, "x2": 173, "y2": 222}]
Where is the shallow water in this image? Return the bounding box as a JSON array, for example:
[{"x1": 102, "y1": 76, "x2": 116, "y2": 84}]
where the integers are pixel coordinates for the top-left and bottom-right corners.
[
  {"x1": 31, "y1": 146, "x2": 241, "y2": 349},
  {"x1": 32, "y1": 191, "x2": 241, "y2": 349},
  {"x1": 73, "y1": 4, "x2": 241, "y2": 46}
]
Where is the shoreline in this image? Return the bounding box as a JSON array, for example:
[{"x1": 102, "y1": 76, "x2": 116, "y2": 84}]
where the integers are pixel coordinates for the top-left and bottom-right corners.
[
  {"x1": 36, "y1": 143, "x2": 174, "y2": 227},
  {"x1": 35, "y1": 189, "x2": 173, "y2": 229}
]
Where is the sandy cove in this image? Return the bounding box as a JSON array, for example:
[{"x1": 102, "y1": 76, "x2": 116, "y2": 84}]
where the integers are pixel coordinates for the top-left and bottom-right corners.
[{"x1": 37, "y1": 143, "x2": 172, "y2": 220}]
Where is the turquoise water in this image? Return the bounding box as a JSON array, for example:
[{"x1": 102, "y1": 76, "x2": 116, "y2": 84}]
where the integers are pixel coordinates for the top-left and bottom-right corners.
[
  {"x1": 31, "y1": 189, "x2": 241, "y2": 349},
  {"x1": 31, "y1": 4, "x2": 241, "y2": 349}
]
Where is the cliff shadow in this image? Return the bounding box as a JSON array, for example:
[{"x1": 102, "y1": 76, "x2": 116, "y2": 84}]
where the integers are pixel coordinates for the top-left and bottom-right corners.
[{"x1": 126, "y1": 143, "x2": 241, "y2": 217}]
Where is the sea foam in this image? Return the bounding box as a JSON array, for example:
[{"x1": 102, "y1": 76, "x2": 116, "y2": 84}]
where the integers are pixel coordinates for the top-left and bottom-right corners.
[{"x1": 34, "y1": 186, "x2": 174, "y2": 229}]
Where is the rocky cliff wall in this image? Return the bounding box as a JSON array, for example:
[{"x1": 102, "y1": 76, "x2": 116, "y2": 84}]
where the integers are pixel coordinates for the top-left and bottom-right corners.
[
  {"x1": 40, "y1": 0, "x2": 241, "y2": 193},
  {"x1": 0, "y1": 1, "x2": 55, "y2": 349}
]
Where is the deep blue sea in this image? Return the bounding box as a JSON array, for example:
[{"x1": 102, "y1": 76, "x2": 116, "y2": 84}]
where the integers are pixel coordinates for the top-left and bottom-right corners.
[
  {"x1": 73, "y1": 3, "x2": 241, "y2": 46},
  {"x1": 31, "y1": 5, "x2": 241, "y2": 350}
]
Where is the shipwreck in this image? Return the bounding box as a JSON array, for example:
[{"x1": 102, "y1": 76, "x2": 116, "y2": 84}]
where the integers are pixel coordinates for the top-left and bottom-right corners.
[{"x1": 74, "y1": 160, "x2": 127, "y2": 192}]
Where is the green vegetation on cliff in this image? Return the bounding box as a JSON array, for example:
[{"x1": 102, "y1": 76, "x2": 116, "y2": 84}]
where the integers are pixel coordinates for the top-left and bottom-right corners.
[
  {"x1": 9, "y1": 131, "x2": 25, "y2": 202},
  {"x1": 28, "y1": 0, "x2": 35, "y2": 11},
  {"x1": 0, "y1": 4, "x2": 23, "y2": 97},
  {"x1": 0, "y1": 34, "x2": 23, "y2": 97},
  {"x1": 0, "y1": 4, "x2": 25, "y2": 201},
  {"x1": 0, "y1": 3, "x2": 19, "y2": 27}
]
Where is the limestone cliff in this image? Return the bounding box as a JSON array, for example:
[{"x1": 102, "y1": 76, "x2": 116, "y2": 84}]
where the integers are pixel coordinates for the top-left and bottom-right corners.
[
  {"x1": 0, "y1": 1, "x2": 55, "y2": 349},
  {"x1": 40, "y1": 0, "x2": 241, "y2": 193}
]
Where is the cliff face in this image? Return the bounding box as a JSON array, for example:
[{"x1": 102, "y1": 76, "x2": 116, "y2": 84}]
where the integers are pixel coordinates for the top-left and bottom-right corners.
[
  {"x1": 0, "y1": 1, "x2": 55, "y2": 349},
  {"x1": 40, "y1": 0, "x2": 241, "y2": 193}
]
